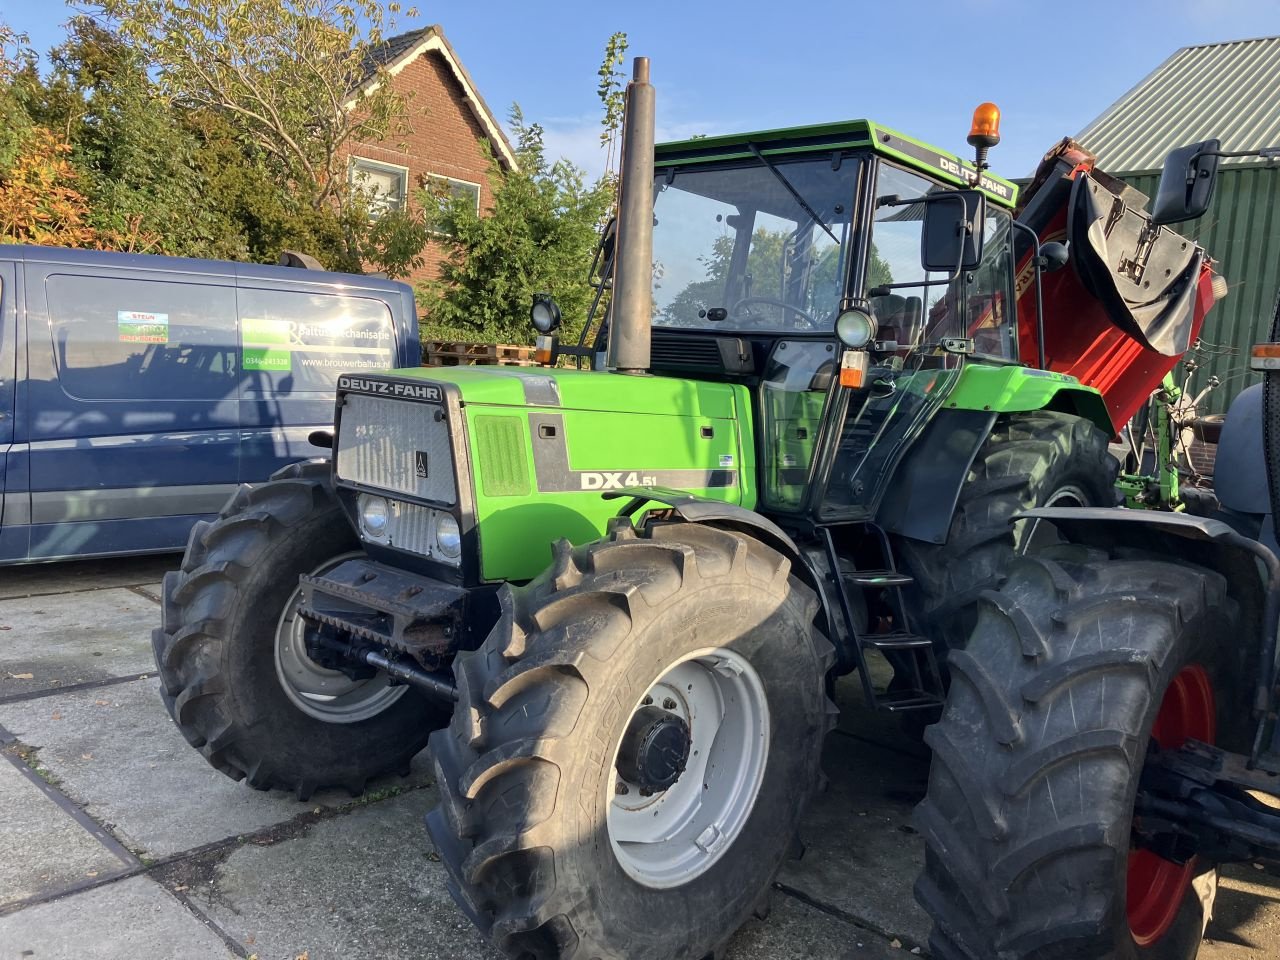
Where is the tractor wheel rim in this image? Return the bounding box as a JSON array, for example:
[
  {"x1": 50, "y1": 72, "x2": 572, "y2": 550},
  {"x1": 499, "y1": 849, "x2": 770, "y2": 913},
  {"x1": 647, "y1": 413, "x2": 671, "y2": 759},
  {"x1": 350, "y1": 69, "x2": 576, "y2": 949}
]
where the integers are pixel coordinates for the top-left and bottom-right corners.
[
  {"x1": 607, "y1": 647, "x2": 770, "y2": 889},
  {"x1": 273, "y1": 551, "x2": 408, "y2": 724},
  {"x1": 1128, "y1": 664, "x2": 1216, "y2": 946}
]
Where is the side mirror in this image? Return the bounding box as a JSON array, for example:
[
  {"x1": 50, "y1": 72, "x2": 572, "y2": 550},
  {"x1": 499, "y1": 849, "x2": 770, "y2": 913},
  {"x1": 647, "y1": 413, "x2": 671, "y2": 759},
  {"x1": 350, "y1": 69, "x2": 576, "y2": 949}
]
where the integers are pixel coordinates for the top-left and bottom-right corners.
[
  {"x1": 1152, "y1": 139, "x2": 1221, "y2": 225},
  {"x1": 921, "y1": 190, "x2": 986, "y2": 274},
  {"x1": 1039, "y1": 241, "x2": 1070, "y2": 273}
]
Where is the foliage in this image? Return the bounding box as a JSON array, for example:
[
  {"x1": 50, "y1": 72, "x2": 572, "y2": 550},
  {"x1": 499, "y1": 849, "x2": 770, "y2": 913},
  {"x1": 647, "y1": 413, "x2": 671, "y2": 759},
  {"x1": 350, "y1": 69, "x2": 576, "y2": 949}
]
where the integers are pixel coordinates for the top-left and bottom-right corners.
[
  {"x1": 87, "y1": 0, "x2": 417, "y2": 213},
  {"x1": 419, "y1": 108, "x2": 615, "y2": 343},
  {"x1": 597, "y1": 31, "x2": 628, "y2": 177},
  {"x1": 0, "y1": 127, "x2": 103, "y2": 248}
]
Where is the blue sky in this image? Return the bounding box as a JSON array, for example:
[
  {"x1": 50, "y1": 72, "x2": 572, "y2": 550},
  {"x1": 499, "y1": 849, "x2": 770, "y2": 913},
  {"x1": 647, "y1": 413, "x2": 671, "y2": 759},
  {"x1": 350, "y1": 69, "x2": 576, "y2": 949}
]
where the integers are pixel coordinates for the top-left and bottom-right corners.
[{"x1": 5, "y1": 0, "x2": 1278, "y2": 178}]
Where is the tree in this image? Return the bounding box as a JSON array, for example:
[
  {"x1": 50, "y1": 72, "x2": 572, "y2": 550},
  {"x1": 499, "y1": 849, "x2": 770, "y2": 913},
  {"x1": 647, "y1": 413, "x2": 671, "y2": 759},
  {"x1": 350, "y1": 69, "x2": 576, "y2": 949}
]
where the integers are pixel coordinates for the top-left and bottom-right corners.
[
  {"x1": 597, "y1": 32, "x2": 628, "y2": 180},
  {"x1": 419, "y1": 108, "x2": 615, "y2": 344},
  {"x1": 86, "y1": 0, "x2": 427, "y2": 268}
]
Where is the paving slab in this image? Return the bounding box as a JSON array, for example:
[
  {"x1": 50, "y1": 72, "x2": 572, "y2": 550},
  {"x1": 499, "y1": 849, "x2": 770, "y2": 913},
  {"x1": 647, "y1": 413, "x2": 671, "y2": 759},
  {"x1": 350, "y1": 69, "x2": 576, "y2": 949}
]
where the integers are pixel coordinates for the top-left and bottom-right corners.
[
  {"x1": 0, "y1": 588, "x2": 159, "y2": 699},
  {"x1": 0, "y1": 555, "x2": 177, "y2": 601},
  {"x1": 0, "y1": 875, "x2": 235, "y2": 960},
  {"x1": 727, "y1": 894, "x2": 906, "y2": 959},
  {"x1": 1203, "y1": 864, "x2": 1280, "y2": 958},
  {"x1": 0, "y1": 755, "x2": 128, "y2": 908},
  {"x1": 182, "y1": 787, "x2": 495, "y2": 960},
  {"x1": 0, "y1": 676, "x2": 432, "y2": 859}
]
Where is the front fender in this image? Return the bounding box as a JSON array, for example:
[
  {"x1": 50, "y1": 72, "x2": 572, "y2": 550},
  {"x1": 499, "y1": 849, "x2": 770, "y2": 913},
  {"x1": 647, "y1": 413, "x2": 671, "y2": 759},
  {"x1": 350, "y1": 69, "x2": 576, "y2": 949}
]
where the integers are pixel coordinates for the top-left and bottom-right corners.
[{"x1": 946, "y1": 365, "x2": 1115, "y2": 436}]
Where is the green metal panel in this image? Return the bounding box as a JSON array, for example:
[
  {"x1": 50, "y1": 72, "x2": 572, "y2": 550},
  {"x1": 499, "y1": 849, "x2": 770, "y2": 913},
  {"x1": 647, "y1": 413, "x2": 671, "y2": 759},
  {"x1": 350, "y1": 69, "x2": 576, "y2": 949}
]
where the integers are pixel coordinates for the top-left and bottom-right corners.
[
  {"x1": 945, "y1": 364, "x2": 1114, "y2": 434},
  {"x1": 412, "y1": 366, "x2": 756, "y2": 582},
  {"x1": 1120, "y1": 166, "x2": 1280, "y2": 415}
]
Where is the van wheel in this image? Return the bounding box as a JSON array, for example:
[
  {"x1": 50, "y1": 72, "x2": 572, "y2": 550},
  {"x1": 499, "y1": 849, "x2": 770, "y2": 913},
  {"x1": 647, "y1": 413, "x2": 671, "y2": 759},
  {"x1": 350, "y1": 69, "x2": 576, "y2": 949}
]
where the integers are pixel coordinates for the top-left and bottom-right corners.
[{"x1": 152, "y1": 461, "x2": 443, "y2": 800}]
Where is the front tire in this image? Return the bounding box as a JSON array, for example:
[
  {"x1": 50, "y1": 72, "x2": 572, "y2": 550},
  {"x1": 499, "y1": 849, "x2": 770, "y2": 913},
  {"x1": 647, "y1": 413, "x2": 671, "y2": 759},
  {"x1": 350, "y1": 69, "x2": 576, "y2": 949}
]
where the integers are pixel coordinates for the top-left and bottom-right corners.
[
  {"x1": 895, "y1": 410, "x2": 1118, "y2": 656},
  {"x1": 426, "y1": 520, "x2": 835, "y2": 960},
  {"x1": 915, "y1": 545, "x2": 1229, "y2": 959},
  {"x1": 152, "y1": 461, "x2": 443, "y2": 800}
]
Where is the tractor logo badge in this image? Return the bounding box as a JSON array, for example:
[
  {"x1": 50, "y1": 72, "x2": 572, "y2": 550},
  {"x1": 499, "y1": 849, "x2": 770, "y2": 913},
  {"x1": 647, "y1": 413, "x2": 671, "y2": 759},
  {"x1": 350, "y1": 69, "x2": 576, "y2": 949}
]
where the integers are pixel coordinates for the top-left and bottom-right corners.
[{"x1": 415, "y1": 452, "x2": 429, "y2": 479}]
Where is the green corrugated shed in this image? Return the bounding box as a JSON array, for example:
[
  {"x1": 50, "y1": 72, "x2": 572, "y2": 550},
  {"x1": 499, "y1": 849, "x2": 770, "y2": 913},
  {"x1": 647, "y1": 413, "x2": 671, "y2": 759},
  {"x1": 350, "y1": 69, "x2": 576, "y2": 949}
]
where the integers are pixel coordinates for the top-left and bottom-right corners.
[{"x1": 1077, "y1": 36, "x2": 1280, "y2": 414}]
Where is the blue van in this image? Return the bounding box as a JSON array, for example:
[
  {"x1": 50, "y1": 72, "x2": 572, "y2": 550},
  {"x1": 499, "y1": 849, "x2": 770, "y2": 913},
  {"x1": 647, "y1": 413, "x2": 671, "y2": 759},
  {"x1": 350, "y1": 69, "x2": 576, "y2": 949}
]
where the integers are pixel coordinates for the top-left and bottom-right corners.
[{"x1": 0, "y1": 246, "x2": 421, "y2": 564}]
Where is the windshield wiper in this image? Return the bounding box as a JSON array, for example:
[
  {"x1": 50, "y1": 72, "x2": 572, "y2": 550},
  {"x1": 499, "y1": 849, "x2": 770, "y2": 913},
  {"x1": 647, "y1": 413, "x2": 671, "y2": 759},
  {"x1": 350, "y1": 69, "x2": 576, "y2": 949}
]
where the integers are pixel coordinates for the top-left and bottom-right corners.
[{"x1": 747, "y1": 142, "x2": 839, "y2": 245}]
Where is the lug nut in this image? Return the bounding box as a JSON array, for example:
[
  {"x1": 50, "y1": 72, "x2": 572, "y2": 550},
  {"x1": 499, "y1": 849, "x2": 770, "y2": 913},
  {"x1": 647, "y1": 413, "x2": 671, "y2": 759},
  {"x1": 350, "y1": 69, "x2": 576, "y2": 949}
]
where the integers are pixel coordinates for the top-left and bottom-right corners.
[
  {"x1": 662, "y1": 698, "x2": 677, "y2": 710},
  {"x1": 641, "y1": 696, "x2": 653, "y2": 706},
  {"x1": 615, "y1": 782, "x2": 629, "y2": 796}
]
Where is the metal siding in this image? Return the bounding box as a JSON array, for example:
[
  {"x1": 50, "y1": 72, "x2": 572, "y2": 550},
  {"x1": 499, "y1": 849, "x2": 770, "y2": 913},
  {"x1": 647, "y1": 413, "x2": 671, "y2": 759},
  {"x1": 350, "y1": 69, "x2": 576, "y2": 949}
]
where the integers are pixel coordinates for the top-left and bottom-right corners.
[
  {"x1": 1078, "y1": 37, "x2": 1280, "y2": 172},
  {"x1": 1120, "y1": 166, "x2": 1280, "y2": 414}
]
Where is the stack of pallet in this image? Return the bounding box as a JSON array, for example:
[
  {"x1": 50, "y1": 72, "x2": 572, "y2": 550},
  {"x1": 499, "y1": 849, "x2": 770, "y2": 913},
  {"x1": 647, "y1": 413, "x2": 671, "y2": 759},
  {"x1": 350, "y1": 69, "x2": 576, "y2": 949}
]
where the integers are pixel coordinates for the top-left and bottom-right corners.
[{"x1": 423, "y1": 341, "x2": 538, "y2": 367}]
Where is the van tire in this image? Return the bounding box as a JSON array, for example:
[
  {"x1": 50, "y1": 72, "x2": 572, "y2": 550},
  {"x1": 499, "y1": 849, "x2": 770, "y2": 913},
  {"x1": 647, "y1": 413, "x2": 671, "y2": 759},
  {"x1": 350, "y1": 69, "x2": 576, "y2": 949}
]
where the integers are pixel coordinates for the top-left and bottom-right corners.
[{"x1": 152, "y1": 460, "x2": 442, "y2": 800}]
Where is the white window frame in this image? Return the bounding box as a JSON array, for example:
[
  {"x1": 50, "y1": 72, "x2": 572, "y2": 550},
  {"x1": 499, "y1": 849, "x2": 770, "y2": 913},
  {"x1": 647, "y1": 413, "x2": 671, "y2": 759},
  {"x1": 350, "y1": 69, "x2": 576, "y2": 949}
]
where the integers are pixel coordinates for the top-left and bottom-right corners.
[
  {"x1": 424, "y1": 173, "x2": 482, "y2": 217},
  {"x1": 350, "y1": 157, "x2": 409, "y2": 218}
]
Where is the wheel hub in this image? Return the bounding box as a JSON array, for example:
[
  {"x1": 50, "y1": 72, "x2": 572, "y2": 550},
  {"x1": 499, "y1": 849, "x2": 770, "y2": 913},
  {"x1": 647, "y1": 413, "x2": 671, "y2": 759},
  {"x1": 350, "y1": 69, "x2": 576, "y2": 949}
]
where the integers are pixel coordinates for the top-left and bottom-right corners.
[{"x1": 616, "y1": 706, "x2": 691, "y2": 792}]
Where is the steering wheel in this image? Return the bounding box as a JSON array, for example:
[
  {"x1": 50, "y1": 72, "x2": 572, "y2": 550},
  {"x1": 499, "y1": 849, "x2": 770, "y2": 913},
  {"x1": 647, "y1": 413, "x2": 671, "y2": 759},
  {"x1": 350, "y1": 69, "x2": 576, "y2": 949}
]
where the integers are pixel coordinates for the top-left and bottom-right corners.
[{"x1": 731, "y1": 297, "x2": 819, "y2": 330}]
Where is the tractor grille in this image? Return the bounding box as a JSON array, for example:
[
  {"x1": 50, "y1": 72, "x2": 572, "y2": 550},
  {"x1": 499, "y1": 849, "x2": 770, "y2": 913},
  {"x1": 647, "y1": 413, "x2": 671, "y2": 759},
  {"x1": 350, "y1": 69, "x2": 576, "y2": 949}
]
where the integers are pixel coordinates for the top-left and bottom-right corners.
[{"x1": 335, "y1": 393, "x2": 457, "y2": 505}]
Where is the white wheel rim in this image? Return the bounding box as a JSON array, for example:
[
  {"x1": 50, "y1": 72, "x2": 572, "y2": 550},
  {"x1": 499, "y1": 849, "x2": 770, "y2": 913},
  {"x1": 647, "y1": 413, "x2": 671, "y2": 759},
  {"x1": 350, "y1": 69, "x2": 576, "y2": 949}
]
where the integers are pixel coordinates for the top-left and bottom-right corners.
[
  {"x1": 607, "y1": 647, "x2": 770, "y2": 889},
  {"x1": 273, "y1": 552, "x2": 408, "y2": 724}
]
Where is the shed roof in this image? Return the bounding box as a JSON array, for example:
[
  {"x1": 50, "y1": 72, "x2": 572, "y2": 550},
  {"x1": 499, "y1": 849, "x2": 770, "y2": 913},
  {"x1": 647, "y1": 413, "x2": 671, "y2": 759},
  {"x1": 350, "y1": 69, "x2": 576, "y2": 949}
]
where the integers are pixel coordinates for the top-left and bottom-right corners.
[{"x1": 1077, "y1": 36, "x2": 1280, "y2": 173}]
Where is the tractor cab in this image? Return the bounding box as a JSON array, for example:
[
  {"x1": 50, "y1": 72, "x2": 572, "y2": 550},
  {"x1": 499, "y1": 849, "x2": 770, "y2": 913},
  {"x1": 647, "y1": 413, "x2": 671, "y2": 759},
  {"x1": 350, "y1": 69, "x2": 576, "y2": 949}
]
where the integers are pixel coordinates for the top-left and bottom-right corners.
[{"x1": 563, "y1": 117, "x2": 1028, "y2": 522}]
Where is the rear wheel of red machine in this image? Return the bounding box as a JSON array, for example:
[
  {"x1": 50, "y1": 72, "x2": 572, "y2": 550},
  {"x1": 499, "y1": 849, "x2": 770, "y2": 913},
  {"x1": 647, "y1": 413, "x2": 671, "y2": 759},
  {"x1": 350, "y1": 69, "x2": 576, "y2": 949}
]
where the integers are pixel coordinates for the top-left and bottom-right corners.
[
  {"x1": 1127, "y1": 665, "x2": 1216, "y2": 949},
  {"x1": 915, "y1": 544, "x2": 1227, "y2": 959}
]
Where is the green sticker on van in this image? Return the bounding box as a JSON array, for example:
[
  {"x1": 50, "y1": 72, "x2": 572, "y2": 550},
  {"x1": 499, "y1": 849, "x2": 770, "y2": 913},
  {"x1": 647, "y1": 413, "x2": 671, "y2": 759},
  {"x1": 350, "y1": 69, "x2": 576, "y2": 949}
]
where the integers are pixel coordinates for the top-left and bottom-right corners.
[
  {"x1": 242, "y1": 317, "x2": 292, "y2": 371},
  {"x1": 243, "y1": 347, "x2": 292, "y2": 371},
  {"x1": 118, "y1": 311, "x2": 169, "y2": 343}
]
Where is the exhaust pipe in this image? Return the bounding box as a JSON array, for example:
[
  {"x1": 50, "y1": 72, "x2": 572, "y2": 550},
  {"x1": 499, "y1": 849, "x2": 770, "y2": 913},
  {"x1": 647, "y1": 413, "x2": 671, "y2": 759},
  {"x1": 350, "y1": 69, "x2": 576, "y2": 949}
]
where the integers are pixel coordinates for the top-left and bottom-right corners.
[{"x1": 607, "y1": 57, "x2": 656, "y2": 375}]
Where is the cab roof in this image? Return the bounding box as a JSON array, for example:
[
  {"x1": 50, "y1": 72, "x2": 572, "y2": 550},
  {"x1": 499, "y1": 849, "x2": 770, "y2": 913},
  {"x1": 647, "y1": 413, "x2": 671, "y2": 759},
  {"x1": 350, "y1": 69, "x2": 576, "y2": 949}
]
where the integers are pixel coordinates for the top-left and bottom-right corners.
[{"x1": 654, "y1": 119, "x2": 1018, "y2": 207}]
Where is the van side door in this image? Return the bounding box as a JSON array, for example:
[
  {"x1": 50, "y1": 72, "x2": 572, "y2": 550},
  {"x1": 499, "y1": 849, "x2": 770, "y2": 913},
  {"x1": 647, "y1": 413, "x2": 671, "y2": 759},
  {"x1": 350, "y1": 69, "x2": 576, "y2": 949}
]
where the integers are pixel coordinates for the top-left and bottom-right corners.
[
  {"x1": 0, "y1": 259, "x2": 19, "y2": 560},
  {"x1": 25, "y1": 262, "x2": 241, "y2": 560},
  {"x1": 235, "y1": 282, "x2": 398, "y2": 481}
]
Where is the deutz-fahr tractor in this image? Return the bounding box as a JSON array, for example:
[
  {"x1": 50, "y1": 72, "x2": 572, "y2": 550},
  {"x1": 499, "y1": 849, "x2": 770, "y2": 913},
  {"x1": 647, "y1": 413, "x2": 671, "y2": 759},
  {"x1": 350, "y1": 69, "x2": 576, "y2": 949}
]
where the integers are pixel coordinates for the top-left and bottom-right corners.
[{"x1": 153, "y1": 57, "x2": 1266, "y2": 960}]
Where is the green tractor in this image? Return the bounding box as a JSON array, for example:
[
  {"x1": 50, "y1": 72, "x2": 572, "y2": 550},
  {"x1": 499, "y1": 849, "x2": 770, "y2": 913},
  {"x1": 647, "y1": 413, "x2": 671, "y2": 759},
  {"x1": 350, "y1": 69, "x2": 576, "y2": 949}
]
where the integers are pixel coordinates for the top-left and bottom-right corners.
[{"x1": 153, "y1": 58, "x2": 1255, "y2": 960}]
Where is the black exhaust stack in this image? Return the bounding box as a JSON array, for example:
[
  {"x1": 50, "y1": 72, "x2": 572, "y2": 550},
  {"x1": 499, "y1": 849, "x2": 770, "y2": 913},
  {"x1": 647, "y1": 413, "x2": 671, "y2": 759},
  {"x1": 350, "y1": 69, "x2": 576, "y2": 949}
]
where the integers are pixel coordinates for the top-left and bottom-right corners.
[{"x1": 607, "y1": 57, "x2": 656, "y2": 375}]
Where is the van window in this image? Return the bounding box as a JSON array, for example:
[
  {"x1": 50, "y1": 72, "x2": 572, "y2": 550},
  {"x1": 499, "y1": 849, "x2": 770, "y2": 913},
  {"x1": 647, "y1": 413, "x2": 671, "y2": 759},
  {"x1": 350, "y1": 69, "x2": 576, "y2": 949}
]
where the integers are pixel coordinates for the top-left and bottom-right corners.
[
  {"x1": 47, "y1": 274, "x2": 238, "y2": 401},
  {"x1": 237, "y1": 288, "x2": 395, "y2": 395}
]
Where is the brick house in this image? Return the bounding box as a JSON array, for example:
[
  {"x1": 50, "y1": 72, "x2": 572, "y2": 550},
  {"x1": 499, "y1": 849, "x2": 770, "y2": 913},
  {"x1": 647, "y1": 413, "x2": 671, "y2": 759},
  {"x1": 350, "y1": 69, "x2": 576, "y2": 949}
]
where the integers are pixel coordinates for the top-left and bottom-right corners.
[{"x1": 346, "y1": 25, "x2": 516, "y2": 285}]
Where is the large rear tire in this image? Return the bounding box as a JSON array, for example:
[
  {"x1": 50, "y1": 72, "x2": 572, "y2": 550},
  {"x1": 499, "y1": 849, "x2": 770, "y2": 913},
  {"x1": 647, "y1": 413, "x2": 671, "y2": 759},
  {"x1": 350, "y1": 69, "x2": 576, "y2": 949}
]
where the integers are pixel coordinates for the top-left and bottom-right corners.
[
  {"x1": 152, "y1": 461, "x2": 444, "y2": 800},
  {"x1": 895, "y1": 410, "x2": 1118, "y2": 656},
  {"x1": 915, "y1": 545, "x2": 1229, "y2": 959},
  {"x1": 426, "y1": 520, "x2": 835, "y2": 960}
]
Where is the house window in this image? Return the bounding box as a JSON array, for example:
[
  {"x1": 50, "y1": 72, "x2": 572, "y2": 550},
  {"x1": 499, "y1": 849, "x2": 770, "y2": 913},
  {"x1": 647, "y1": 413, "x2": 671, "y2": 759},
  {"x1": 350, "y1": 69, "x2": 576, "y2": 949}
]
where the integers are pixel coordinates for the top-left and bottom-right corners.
[
  {"x1": 422, "y1": 174, "x2": 482, "y2": 233},
  {"x1": 350, "y1": 158, "x2": 408, "y2": 218}
]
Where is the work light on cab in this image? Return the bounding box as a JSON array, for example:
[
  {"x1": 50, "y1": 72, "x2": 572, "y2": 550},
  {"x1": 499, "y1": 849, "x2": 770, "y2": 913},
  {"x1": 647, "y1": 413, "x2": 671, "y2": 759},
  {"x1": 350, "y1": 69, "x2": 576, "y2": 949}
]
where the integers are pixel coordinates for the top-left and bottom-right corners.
[{"x1": 968, "y1": 102, "x2": 1001, "y2": 172}]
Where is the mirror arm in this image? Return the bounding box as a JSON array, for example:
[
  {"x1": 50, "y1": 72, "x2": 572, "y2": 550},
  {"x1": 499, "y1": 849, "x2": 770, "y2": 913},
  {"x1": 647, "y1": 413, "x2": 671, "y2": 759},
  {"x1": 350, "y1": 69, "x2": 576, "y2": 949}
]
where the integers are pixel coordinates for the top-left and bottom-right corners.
[{"x1": 1009, "y1": 219, "x2": 1047, "y2": 370}]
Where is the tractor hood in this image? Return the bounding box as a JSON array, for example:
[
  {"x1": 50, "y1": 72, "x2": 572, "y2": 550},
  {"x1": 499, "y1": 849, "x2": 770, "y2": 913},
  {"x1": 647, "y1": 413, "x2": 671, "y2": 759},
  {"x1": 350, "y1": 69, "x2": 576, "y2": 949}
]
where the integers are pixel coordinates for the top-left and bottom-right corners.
[{"x1": 375, "y1": 365, "x2": 742, "y2": 420}]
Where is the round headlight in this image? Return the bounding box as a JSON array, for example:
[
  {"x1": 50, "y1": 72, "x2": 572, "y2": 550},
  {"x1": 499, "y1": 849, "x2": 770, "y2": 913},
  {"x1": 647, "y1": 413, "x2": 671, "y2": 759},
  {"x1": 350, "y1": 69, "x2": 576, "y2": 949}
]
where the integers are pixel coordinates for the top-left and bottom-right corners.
[
  {"x1": 358, "y1": 495, "x2": 389, "y2": 539},
  {"x1": 836, "y1": 307, "x2": 877, "y2": 349},
  {"x1": 530, "y1": 294, "x2": 562, "y2": 334},
  {"x1": 435, "y1": 513, "x2": 462, "y2": 559}
]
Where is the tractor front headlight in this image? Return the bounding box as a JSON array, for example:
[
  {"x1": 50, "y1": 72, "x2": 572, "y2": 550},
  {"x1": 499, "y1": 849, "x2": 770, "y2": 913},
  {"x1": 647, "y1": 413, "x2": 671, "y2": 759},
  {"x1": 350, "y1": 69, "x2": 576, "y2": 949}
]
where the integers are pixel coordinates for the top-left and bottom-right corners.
[
  {"x1": 358, "y1": 494, "x2": 389, "y2": 539},
  {"x1": 836, "y1": 307, "x2": 877, "y2": 349},
  {"x1": 435, "y1": 513, "x2": 462, "y2": 559}
]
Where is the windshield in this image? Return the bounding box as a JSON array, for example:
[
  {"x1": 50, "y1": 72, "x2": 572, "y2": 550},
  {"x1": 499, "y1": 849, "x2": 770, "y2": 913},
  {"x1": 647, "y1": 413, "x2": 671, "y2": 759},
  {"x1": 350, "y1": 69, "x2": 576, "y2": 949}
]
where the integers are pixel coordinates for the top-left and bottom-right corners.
[{"x1": 651, "y1": 156, "x2": 858, "y2": 333}]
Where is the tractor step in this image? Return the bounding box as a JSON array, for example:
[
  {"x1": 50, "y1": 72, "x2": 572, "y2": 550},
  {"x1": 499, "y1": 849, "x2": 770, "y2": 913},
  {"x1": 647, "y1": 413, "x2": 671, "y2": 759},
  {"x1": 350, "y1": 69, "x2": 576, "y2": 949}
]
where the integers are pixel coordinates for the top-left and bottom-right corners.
[
  {"x1": 862, "y1": 632, "x2": 933, "y2": 652},
  {"x1": 875, "y1": 689, "x2": 945, "y2": 712},
  {"x1": 842, "y1": 568, "x2": 914, "y2": 588}
]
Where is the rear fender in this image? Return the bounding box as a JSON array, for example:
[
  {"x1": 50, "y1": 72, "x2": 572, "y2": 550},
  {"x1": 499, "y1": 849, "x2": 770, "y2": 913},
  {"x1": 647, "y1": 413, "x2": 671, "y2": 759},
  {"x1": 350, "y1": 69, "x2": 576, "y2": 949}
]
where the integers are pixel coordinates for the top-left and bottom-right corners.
[{"x1": 1018, "y1": 506, "x2": 1279, "y2": 758}]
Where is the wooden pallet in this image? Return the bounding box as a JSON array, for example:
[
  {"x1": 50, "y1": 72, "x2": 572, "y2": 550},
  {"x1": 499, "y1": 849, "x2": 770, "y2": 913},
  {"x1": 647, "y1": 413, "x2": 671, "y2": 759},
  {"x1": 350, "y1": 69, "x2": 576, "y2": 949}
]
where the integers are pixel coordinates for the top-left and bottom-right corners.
[{"x1": 423, "y1": 340, "x2": 538, "y2": 367}]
